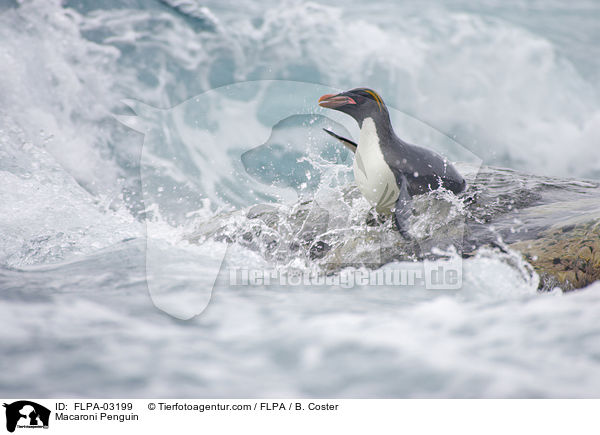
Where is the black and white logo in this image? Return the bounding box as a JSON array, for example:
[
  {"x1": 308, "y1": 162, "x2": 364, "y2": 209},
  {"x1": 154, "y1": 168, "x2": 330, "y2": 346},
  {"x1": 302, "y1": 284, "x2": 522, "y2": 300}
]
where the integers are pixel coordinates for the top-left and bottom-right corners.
[{"x1": 3, "y1": 401, "x2": 50, "y2": 433}]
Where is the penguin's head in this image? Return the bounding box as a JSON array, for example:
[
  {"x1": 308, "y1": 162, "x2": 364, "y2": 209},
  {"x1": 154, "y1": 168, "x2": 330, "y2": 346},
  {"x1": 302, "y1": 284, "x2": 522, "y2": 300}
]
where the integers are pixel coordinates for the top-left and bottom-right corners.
[{"x1": 318, "y1": 88, "x2": 388, "y2": 124}]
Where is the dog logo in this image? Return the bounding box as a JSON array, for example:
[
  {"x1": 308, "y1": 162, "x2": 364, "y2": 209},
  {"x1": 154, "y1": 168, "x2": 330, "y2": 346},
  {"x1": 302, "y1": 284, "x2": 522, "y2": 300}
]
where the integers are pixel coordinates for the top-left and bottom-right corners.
[{"x1": 3, "y1": 401, "x2": 50, "y2": 432}]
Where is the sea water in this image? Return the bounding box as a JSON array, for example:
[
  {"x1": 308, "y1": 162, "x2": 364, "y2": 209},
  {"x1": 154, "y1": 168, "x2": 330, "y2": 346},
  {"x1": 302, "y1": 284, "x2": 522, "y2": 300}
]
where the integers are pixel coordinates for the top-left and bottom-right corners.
[{"x1": 0, "y1": 0, "x2": 599, "y2": 397}]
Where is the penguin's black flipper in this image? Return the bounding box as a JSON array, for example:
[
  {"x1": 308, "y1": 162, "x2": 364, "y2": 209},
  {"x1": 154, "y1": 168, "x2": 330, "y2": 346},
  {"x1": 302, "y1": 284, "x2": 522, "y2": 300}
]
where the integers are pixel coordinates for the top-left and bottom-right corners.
[
  {"x1": 323, "y1": 128, "x2": 357, "y2": 153},
  {"x1": 393, "y1": 174, "x2": 412, "y2": 237}
]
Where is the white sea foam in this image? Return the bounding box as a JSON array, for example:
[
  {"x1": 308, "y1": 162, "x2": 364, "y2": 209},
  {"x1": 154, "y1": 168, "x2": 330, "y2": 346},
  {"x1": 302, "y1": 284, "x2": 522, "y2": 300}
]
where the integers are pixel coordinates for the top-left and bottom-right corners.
[{"x1": 0, "y1": 0, "x2": 598, "y2": 397}]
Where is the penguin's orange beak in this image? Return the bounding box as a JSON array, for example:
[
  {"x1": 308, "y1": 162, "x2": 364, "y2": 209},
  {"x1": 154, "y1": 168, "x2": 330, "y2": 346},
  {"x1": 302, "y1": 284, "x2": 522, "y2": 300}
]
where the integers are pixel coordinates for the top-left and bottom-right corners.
[{"x1": 318, "y1": 93, "x2": 356, "y2": 108}]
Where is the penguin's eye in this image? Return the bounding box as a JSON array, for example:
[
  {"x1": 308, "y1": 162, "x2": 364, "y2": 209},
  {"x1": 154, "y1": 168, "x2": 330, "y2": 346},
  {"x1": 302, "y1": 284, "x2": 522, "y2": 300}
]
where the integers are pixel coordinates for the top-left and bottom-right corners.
[{"x1": 353, "y1": 96, "x2": 364, "y2": 104}]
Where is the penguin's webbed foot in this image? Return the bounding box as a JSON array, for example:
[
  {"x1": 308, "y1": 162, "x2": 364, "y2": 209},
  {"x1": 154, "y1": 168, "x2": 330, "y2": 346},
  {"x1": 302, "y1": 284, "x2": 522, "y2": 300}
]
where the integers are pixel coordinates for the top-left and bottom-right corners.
[
  {"x1": 393, "y1": 174, "x2": 413, "y2": 239},
  {"x1": 365, "y1": 209, "x2": 388, "y2": 227}
]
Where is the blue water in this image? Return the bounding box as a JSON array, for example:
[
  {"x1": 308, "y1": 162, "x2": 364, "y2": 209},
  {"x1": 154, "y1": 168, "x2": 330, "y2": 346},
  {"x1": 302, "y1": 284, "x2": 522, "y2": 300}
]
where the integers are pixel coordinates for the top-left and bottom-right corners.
[{"x1": 1, "y1": 0, "x2": 599, "y2": 397}]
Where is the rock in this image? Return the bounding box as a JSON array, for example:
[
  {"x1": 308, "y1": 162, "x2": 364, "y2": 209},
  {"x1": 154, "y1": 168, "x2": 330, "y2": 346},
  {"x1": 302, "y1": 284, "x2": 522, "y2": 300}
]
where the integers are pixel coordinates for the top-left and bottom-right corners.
[
  {"x1": 186, "y1": 165, "x2": 600, "y2": 290},
  {"x1": 510, "y1": 218, "x2": 600, "y2": 291}
]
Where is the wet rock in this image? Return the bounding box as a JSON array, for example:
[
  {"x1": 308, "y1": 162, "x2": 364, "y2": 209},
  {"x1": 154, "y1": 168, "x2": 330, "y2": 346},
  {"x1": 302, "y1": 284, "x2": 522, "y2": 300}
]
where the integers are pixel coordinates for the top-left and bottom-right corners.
[
  {"x1": 186, "y1": 165, "x2": 600, "y2": 290},
  {"x1": 309, "y1": 240, "x2": 330, "y2": 260},
  {"x1": 510, "y1": 220, "x2": 600, "y2": 291}
]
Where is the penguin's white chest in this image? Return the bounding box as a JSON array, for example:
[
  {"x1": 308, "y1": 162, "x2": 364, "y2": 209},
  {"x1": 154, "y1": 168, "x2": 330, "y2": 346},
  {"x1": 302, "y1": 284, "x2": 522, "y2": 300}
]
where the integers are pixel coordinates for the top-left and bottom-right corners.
[{"x1": 353, "y1": 118, "x2": 400, "y2": 213}]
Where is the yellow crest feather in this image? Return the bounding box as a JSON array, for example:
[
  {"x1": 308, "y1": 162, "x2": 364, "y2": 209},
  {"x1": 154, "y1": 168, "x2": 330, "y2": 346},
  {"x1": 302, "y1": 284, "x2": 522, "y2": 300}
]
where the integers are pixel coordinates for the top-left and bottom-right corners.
[{"x1": 364, "y1": 89, "x2": 383, "y2": 111}]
